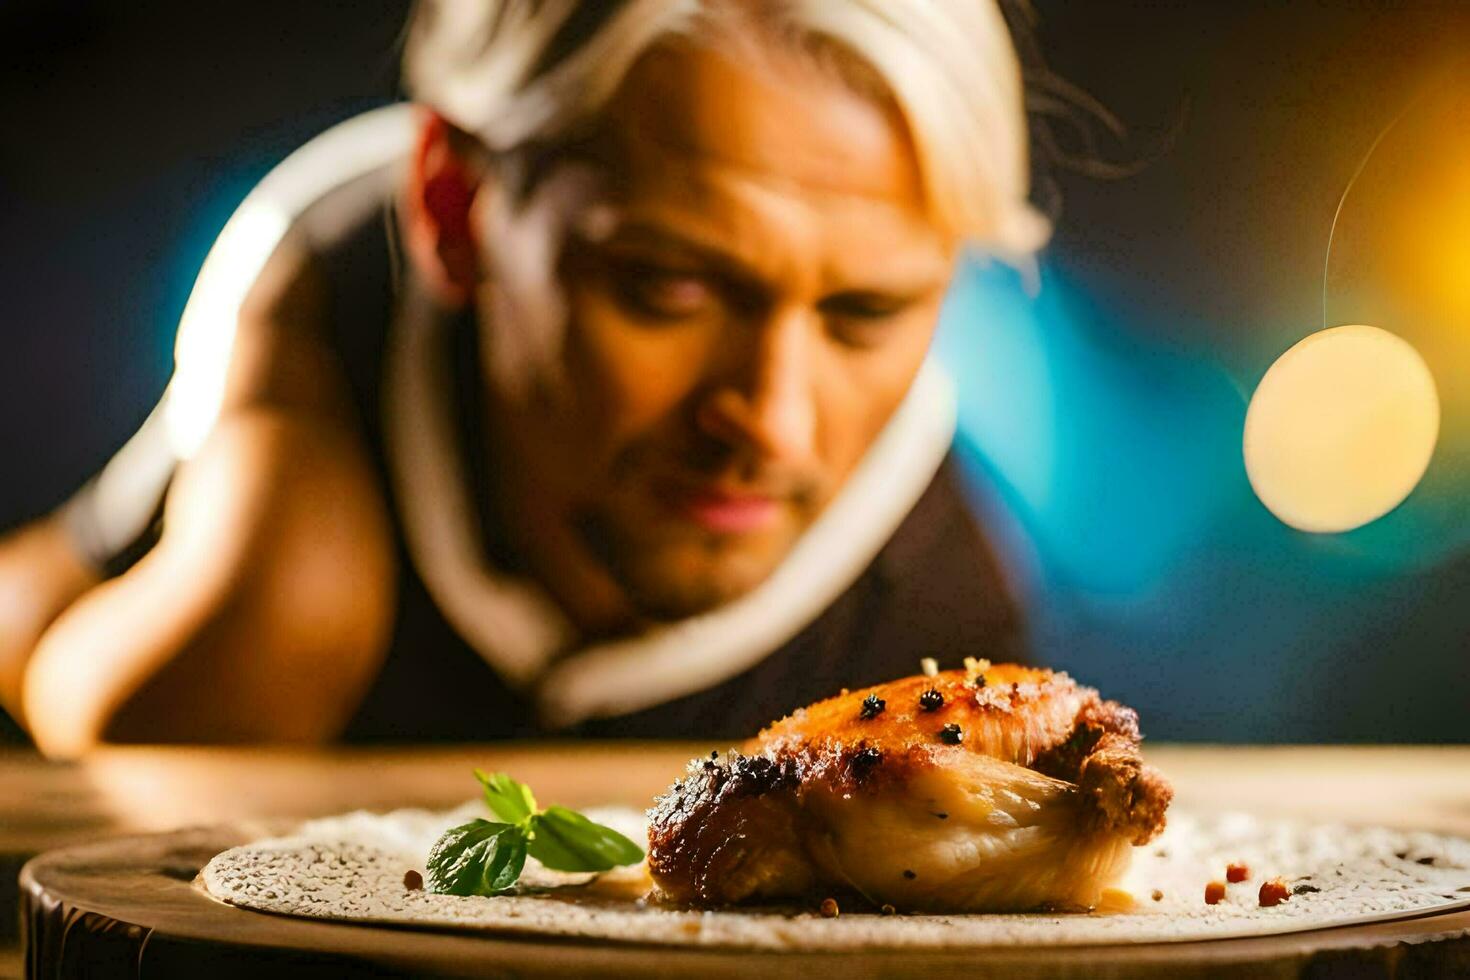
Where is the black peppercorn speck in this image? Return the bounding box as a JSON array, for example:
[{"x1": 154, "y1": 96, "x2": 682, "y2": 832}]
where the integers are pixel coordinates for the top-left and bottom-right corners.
[
  {"x1": 939, "y1": 723, "x2": 963, "y2": 745},
  {"x1": 851, "y1": 745, "x2": 883, "y2": 779},
  {"x1": 859, "y1": 694, "x2": 886, "y2": 719},
  {"x1": 918, "y1": 689, "x2": 944, "y2": 712}
]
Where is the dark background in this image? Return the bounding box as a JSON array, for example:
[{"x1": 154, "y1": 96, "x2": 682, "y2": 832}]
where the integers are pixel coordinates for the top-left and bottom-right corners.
[{"x1": 3, "y1": 1, "x2": 1468, "y2": 742}]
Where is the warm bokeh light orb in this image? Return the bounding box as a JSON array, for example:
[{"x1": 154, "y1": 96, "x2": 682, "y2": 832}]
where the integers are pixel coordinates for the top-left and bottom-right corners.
[{"x1": 1243, "y1": 324, "x2": 1439, "y2": 533}]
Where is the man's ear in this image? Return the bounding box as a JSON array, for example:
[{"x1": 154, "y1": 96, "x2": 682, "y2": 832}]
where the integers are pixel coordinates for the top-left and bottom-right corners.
[{"x1": 403, "y1": 110, "x2": 484, "y2": 308}]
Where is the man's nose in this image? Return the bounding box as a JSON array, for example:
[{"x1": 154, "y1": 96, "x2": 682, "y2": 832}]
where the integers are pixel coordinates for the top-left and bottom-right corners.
[{"x1": 696, "y1": 308, "x2": 817, "y2": 463}]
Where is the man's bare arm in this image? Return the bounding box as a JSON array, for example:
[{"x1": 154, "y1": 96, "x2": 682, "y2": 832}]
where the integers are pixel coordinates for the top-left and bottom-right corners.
[
  {"x1": 18, "y1": 236, "x2": 398, "y2": 757},
  {"x1": 24, "y1": 408, "x2": 395, "y2": 755}
]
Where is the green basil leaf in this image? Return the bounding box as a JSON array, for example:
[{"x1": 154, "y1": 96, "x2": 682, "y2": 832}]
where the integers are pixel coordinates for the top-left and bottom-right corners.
[
  {"x1": 426, "y1": 819, "x2": 529, "y2": 896},
  {"x1": 527, "y1": 806, "x2": 644, "y2": 873},
  {"x1": 475, "y1": 770, "x2": 537, "y2": 824}
]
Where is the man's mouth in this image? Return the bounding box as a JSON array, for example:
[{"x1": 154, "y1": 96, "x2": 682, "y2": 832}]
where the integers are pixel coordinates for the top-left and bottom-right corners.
[{"x1": 656, "y1": 481, "x2": 784, "y2": 534}]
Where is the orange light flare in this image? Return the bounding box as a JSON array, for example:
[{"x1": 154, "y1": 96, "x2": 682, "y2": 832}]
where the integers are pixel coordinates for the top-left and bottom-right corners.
[{"x1": 1384, "y1": 150, "x2": 1470, "y2": 331}]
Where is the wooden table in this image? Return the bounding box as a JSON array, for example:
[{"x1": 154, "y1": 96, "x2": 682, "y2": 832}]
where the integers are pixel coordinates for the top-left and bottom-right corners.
[
  {"x1": 3, "y1": 742, "x2": 705, "y2": 980},
  {"x1": 6, "y1": 744, "x2": 1470, "y2": 977}
]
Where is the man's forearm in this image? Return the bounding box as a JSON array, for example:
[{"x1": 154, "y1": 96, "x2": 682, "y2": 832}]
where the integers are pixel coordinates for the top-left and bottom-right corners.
[{"x1": 22, "y1": 407, "x2": 396, "y2": 757}]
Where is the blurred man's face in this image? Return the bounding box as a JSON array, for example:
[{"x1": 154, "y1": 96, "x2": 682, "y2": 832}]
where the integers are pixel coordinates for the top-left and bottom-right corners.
[{"x1": 484, "y1": 42, "x2": 957, "y2": 623}]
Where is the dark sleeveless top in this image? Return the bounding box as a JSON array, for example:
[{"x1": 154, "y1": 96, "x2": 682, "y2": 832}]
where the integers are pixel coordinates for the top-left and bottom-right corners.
[{"x1": 297, "y1": 193, "x2": 1026, "y2": 743}]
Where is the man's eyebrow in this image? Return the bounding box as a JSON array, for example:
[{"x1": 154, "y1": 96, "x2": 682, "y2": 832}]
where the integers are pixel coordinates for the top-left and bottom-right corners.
[
  {"x1": 598, "y1": 221, "x2": 757, "y2": 281},
  {"x1": 598, "y1": 219, "x2": 953, "y2": 297}
]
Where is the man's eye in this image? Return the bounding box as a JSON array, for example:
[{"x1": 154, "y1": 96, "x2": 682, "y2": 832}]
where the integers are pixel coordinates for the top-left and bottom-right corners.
[
  {"x1": 819, "y1": 293, "x2": 914, "y2": 348},
  {"x1": 610, "y1": 261, "x2": 713, "y2": 320}
]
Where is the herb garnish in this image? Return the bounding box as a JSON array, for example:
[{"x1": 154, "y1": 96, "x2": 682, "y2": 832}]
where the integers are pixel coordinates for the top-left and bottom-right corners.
[{"x1": 426, "y1": 770, "x2": 644, "y2": 896}]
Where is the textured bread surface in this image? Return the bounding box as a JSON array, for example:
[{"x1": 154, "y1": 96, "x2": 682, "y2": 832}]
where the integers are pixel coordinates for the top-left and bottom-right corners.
[{"x1": 202, "y1": 804, "x2": 1470, "y2": 949}]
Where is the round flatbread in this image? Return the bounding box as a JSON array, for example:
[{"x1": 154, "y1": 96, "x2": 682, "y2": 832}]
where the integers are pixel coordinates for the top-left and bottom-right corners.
[{"x1": 200, "y1": 803, "x2": 1470, "y2": 950}]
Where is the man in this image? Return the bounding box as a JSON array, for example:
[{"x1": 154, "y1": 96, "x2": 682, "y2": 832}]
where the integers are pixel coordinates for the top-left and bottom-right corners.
[{"x1": 0, "y1": 0, "x2": 1045, "y2": 756}]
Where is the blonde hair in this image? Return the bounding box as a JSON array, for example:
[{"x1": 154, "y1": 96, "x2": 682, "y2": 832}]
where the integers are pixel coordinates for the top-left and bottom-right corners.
[{"x1": 403, "y1": 0, "x2": 1049, "y2": 261}]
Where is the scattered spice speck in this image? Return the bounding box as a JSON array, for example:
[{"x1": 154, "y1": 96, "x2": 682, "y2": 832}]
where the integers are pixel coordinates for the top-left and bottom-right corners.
[
  {"x1": 1204, "y1": 881, "x2": 1226, "y2": 905},
  {"x1": 860, "y1": 694, "x2": 886, "y2": 719},
  {"x1": 1293, "y1": 883, "x2": 1321, "y2": 896},
  {"x1": 1259, "y1": 878, "x2": 1291, "y2": 907},
  {"x1": 819, "y1": 897, "x2": 839, "y2": 919},
  {"x1": 1226, "y1": 862, "x2": 1249, "y2": 883},
  {"x1": 939, "y1": 723, "x2": 963, "y2": 745},
  {"x1": 403, "y1": 869, "x2": 423, "y2": 891},
  {"x1": 1416, "y1": 856, "x2": 1437, "y2": 866},
  {"x1": 1150, "y1": 889, "x2": 1164, "y2": 902},
  {"x1": 918, "y1": 689, "x2": 944, "y2": 712},
  {"x1": 902, "y1": 869, "x2": 917, "y2": 880},
  {"x1": 851, "y1": 746, "x2": 883, "y2": 779},
  {"x1": 961, "y1": 656, "x2": 990, "y2": 685}
]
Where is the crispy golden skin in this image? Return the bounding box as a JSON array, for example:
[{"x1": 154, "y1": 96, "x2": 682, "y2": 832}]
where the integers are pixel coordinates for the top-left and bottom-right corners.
[{"x1": 647, "y1": 665, "x2": 1172, "y2": 911}]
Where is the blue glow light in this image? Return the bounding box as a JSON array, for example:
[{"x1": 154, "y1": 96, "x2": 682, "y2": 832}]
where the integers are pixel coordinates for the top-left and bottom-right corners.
[
  {"x1": 936, "y1": 259, "x2": 1243, "y2": 599},
  {"x1": 935, "y1": 256, "x2": 1470, "y2": 741}
]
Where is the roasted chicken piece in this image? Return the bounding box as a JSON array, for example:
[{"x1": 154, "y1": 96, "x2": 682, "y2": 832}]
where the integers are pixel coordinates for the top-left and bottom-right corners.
[{"x1": 647, "y1": 663, "x2": 1171, "y2": 912}]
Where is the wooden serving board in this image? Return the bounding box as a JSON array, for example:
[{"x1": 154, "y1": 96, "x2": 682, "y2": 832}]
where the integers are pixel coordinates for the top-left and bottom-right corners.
[{"x1": 20, "y1": 825, "x2": 1470, "y2": 979}]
